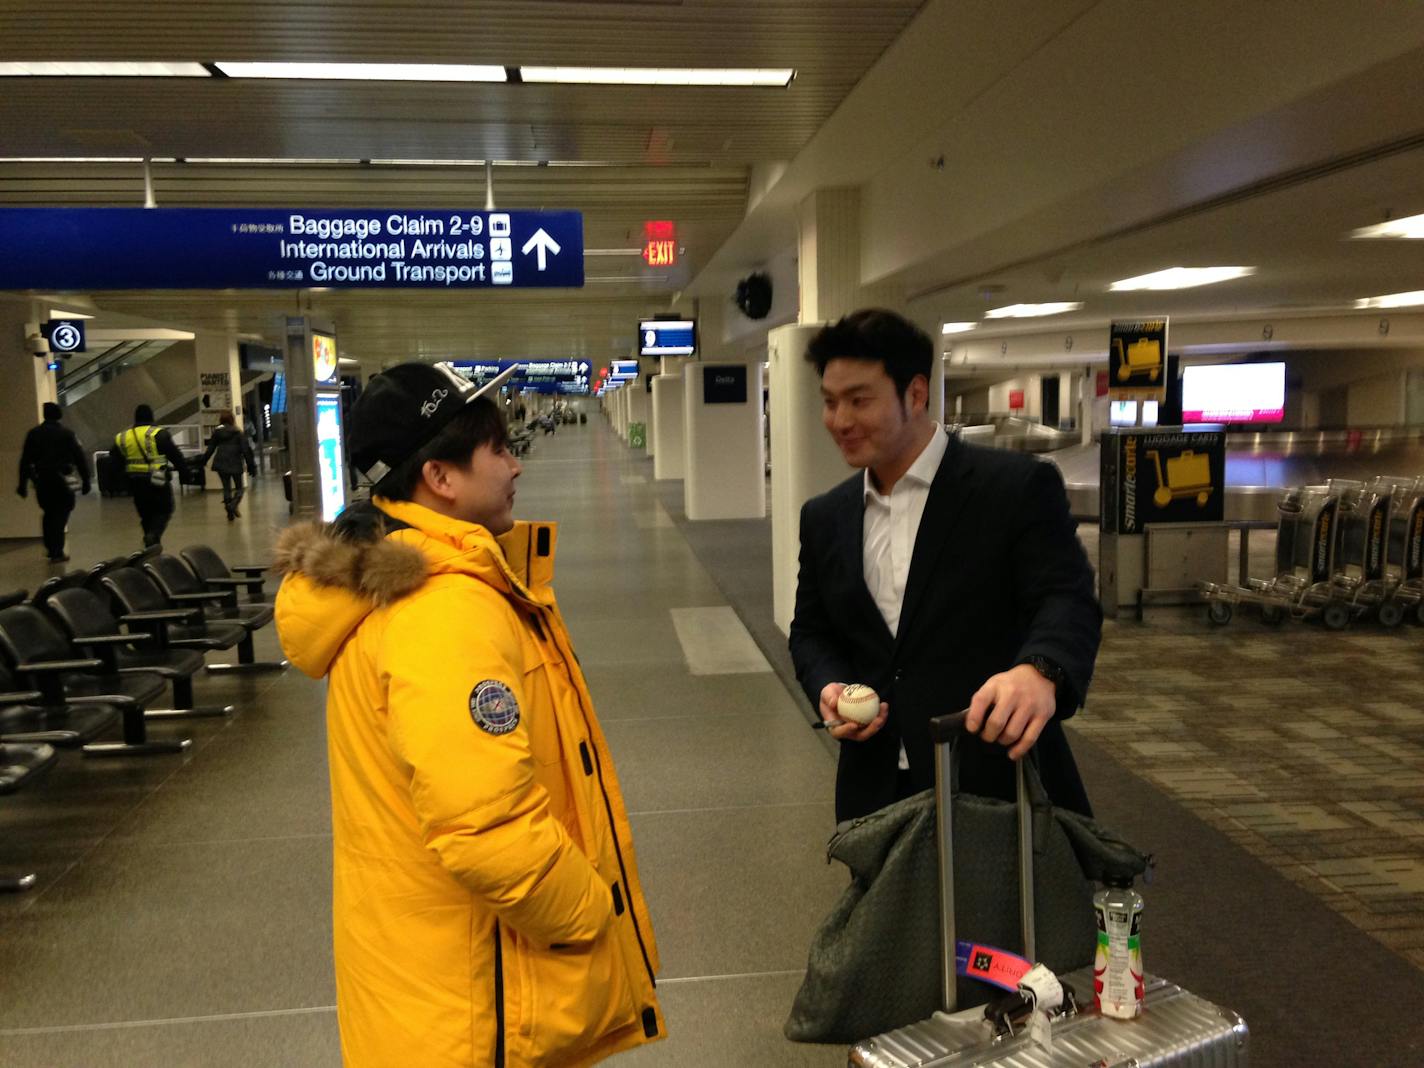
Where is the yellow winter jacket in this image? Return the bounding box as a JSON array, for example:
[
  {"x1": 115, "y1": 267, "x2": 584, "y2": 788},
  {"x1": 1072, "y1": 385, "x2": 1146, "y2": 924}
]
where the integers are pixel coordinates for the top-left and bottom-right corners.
[{"x1": 274, "y1": 498, "x2": 664, "y2": 1067}]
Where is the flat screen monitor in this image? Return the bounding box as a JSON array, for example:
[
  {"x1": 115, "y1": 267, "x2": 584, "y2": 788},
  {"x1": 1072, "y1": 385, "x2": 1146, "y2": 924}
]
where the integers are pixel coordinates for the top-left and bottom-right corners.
[
  {"x1": 315, "y1": 393, "x2": 347, "y2": 522},
  {"x1": 1181, "y1": 362, "x2": 1285, "y2": 424},
  {"x1": 639, "y1": 319, "x2": 696, "y2": 357},
  {"x1": 271, "y1": 372, "x2": 288, "y2": 414},
  {"x1": 312, "y1": 333, "x2": 339, "y2": 386}
]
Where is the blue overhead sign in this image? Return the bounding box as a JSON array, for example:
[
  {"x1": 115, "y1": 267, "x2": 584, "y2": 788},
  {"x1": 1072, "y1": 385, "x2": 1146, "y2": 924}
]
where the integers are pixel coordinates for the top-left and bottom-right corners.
[
  {"x1": 451, "y1": 359, "x2": 592, "y2": 394},
  {"x1": 0, "y1": 208, "x2": 584, "y2": 290}
]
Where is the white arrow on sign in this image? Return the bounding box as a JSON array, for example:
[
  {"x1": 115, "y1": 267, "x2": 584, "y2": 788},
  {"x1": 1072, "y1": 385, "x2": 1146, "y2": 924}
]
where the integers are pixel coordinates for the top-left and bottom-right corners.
[{"x1": 521, "y1": 228, "x2": 562, "y2": 271}]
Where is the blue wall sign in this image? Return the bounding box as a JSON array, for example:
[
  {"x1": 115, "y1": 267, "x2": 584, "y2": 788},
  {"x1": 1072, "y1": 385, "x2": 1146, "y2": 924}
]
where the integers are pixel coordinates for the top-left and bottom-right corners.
[
  {"x1": 451, "y1": 359, "x2": 591, "y2": 393},
  {"x1": 0, "y1": 208, "x2": 584, "y2": 290}
]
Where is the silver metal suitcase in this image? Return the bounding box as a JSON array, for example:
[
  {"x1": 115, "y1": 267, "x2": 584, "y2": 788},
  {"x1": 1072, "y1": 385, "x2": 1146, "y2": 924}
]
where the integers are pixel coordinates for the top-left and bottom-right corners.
[{"x1": 848, "y1": 712, "x2": 1249, "y2": 1067}]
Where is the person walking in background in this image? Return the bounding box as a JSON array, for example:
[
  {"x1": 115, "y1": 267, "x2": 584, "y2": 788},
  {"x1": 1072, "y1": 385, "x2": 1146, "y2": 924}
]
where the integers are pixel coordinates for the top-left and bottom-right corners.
[
  {"x1": 111, "y1": 403, "x2": 187, "y2": 548},
  {"x1": 201, "y1": 411, "x2": 257, "y2": 521},
  {"x1": 16, "y1": 401, "x2": 90, "y2": 563}
]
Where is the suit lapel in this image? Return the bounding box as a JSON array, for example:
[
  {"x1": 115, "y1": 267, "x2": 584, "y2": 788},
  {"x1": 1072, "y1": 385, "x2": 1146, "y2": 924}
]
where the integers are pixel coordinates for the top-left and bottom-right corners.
[
  {"x1": 896, "y1": 436, "x2": 975, "y2": 646},
  {"x1": 834, "y1": 478, "x2": 895, "y2": 648}
]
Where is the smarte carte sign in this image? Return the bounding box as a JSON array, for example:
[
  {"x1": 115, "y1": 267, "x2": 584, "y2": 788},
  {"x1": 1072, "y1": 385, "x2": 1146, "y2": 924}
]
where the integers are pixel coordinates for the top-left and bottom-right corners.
[{"x1": 0, "y1": 208, "x2": 584, "y2": 290}]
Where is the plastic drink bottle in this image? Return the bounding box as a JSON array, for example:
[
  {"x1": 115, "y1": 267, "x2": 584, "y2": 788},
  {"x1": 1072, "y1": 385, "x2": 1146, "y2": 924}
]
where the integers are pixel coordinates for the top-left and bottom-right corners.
[{"x1": 1093, "y1": 876, "x2": 1144, "y2": 1019}]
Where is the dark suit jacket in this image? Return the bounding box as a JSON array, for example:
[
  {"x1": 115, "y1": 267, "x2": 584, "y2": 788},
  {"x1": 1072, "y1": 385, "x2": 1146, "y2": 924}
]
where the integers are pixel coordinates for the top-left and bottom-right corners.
[{"x1": 789, "y1": 434, "x2": 1102, "y2": 822}]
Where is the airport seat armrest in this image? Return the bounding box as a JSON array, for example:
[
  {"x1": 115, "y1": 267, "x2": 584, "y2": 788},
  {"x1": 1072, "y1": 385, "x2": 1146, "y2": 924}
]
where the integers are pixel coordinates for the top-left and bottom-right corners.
[
  {"x1": 121, "y1": 609, "x2": 199, "y2": 624},
  {"x1": 76, "y1": 633, "x2": 152, "y2": 646},
  {"x1": 16, "y1": 658, "x2": 104, "y2": 673}
]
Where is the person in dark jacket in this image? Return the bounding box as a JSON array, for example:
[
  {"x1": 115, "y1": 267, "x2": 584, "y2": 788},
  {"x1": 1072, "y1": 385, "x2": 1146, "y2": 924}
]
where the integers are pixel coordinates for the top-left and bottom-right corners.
[
  {"x1": 111, "y1": 404, "x2": 188, "y2": 548},
  {"x1": 16, "y1": 402, "x2": 90, "y2": 563},
  {"x1": 789, "y1": 310, "x2": 1102, "y2": 823},
  {"x1": 201, "y1": 412, "x2": 257, "y2": 521}
]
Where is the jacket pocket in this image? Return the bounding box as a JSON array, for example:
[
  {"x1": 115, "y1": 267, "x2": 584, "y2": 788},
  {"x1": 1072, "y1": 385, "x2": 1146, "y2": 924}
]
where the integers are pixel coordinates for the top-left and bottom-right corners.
[{"x1": 513, "y1": 920, "x2": 640, "y2": 1065}]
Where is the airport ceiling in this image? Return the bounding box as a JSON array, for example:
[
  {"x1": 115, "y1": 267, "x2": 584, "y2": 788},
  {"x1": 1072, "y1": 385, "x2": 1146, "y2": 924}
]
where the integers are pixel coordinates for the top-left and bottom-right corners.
[
  {"x1": 3, "y1": 2, "x2": 1424, "y2": 369},
  {"x1": 0, "y1": 0, "x2": 925, "y2": 364}
]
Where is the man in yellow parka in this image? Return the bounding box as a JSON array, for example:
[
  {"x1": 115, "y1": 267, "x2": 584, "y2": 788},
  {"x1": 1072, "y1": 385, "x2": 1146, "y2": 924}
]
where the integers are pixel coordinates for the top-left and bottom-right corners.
[{"x1": 274, "y1": 362, "x2": 664, "y2": 1067}]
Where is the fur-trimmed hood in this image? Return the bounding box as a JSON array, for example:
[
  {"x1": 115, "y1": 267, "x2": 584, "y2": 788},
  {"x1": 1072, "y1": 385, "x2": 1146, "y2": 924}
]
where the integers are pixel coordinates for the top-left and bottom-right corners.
[{"x1": 273, "y1": 498, "x2": 558, "y2": 679}]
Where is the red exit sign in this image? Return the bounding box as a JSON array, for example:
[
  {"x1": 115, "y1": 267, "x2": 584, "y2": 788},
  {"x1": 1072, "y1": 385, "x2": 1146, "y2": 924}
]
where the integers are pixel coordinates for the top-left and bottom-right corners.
[
  {"x1": 642, "y1": 220, "x2": 676, "y2": 266},
  {"x1": 642, "y1": 239, "x2": 677, "y2": 266}
]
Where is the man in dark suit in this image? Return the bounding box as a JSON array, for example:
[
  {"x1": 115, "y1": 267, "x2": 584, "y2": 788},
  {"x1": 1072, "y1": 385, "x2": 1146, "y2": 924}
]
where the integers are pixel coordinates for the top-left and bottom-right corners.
[{"x1": 789, "y1": 310, "x2": 1102, "y2": 823}]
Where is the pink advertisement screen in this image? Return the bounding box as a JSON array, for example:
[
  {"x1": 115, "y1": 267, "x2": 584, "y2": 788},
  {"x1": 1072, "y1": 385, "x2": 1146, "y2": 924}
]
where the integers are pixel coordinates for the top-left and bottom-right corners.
[{"x1": 1181, "y1": 362, "x2": 1284, "y2": 424}]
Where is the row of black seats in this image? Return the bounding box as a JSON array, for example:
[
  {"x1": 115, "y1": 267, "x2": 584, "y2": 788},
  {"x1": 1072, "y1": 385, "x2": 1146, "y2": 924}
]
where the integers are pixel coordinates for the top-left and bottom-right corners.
[{"x1": 0, "y1": 544, "x2": 285, "y2": 893}]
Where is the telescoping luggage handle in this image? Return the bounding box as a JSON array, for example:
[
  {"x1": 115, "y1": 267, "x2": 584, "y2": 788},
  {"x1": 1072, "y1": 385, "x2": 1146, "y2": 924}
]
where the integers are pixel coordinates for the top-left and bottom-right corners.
[{"x1": 927, "y1": 710, "x2": 1034, "y2": 1014}]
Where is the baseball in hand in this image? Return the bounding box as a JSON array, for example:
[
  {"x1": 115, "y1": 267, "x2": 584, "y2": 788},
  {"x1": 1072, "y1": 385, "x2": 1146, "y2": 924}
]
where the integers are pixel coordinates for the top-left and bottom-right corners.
[{"x1": 836, "y1": 684, "x2": 880, "y2": 725}]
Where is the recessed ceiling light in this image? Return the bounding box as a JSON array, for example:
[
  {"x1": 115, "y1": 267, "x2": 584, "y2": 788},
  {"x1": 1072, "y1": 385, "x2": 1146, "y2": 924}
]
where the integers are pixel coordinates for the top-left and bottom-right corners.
[
  {"x1": 214, "y1": 62, "x2": 506, "y2": 82},
  {"x1": 1355, "y1": 290, "x2": 1424, "y2": 309},
  {"x1": 0, "y1": 62, "x2": 210, "y2": 77},
  {"x1": 984, "y1": 302, "x2": 1084, "y2": 319},
  {"x1": 519, "y1": 66, "x2": 794, "y2": 87},
  {"x1": 1350, "y1": 212, "x2": 1424, "y2": 240},
  {"x1": 941, "y1": 322, "x2": 978, "y2": 334},
  {"x1": 1109, "y1": 266, "x2": 1256, "y2": 291}
]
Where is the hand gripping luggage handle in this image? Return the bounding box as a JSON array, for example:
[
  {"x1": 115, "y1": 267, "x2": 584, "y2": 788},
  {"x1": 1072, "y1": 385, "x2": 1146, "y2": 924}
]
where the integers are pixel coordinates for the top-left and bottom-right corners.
[{"x1": 928, "y1": 710, "x2": 1034, "y2": 1014}]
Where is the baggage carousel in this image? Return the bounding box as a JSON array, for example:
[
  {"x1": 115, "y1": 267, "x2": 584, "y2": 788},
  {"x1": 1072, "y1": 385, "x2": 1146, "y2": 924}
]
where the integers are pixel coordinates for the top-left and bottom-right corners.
[{"x1": 1035, "y1": 428, "x2": 1424, "y2": 523}]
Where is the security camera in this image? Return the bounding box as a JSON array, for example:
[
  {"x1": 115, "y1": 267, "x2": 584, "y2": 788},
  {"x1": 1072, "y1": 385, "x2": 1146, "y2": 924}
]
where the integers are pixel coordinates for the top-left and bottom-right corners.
[{"x1": 25, "y1": 333, "x2": 50, "y2": 356}]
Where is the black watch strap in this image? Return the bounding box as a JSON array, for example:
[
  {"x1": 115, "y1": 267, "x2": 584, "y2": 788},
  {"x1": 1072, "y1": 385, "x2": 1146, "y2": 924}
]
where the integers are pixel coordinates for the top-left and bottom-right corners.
[{"x1": 1022, "y1": 655, "x2": 1066, "y2": 688}]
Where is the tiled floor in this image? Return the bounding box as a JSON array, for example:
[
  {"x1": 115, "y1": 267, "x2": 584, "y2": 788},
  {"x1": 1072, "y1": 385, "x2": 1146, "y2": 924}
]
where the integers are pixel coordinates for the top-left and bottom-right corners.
[{"x1": 3, "y1": 422, "x2": 1424, "y2": 1065}]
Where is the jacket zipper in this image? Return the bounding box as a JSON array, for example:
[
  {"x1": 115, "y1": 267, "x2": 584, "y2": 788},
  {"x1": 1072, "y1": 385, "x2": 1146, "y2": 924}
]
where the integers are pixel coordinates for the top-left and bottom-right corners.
[
  {"x1": 493, "y1": 921, "x2": 506, "y2": 1068},
  {"x1": 542, "y1": 615, "x2": 657, "y2": 988}
]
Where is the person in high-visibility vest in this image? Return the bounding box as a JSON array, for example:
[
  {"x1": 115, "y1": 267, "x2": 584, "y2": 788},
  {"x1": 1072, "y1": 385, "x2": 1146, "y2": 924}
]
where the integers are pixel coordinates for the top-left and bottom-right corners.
[{"x1": 110, "y1": 404, "x2": 189, "y2": 548}]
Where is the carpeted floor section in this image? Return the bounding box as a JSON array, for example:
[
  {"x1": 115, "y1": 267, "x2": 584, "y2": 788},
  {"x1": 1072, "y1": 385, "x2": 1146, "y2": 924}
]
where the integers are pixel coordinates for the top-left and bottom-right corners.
[{"x1": 645, "y1": 455, "x2": 1424, "y2": 1065}]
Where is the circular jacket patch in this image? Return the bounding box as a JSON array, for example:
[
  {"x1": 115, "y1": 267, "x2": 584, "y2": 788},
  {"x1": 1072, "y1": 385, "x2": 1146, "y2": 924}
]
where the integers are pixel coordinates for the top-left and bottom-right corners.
[{"x1": 469, "y1": 680, "x2": 520, "y2": 735}]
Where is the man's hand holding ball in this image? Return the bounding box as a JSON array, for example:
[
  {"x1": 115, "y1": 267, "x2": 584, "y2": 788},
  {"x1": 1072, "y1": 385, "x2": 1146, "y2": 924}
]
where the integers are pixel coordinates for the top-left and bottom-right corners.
[{"x1": 819, "y1": 682, "x2": 888, "y2": 742}]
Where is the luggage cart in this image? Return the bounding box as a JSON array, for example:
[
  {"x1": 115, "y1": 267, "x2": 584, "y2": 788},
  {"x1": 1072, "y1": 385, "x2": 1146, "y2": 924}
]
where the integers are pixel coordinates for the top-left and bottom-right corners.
[
  {"x1": 1385, "y1": 477, "x2": 1424, "y2": 625},
  {"x1": 1201, "y1": 482, "x2": 1354, "y2": 629},
  {"x1": 1333, "y1": 475, "x2": 1417, "y2": 627}
]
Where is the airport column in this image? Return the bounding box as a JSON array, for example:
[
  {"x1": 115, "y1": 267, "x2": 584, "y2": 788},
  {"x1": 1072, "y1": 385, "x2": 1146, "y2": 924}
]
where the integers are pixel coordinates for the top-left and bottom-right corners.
[
  {"x1": 682, "y1": 299, "x2": 764, "y2": 520},
  {"x1": 625, "y1": 377, "x2": 650, "y2": 450},
  {"x1": 194, "y1": 330, "x2": 244, "y2": 435},
  {"x1": 651, "y1": 360, "x2": 686, "y2": 480},
  {"x1": 765, "y1": 189, "x2": 866, "y2": 632},
  {"x1": 0, "y1": 298, "x2": 57, "y2": 539}
]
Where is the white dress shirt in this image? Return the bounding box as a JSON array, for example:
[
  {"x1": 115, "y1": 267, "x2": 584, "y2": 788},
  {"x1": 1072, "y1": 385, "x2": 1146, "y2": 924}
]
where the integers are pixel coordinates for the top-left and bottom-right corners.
[
  {"x1": 862, "y1": 426, "x2": 948, "y2": 772},
  {"x1": 862, "y1": 425, "x2": 949, "y2": 638}
]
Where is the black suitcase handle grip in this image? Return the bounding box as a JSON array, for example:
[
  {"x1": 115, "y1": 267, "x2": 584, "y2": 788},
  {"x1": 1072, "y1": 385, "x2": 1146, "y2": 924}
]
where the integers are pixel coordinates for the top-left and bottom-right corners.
[{"x1": 927, "y1": 709, "x2": 972, "y2": 744}]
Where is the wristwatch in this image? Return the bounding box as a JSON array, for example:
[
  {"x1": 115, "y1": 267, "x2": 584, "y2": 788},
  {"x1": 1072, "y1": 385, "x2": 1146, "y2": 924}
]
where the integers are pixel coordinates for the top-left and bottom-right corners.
[{"x1": 1021, "y1": 655, "x2": 1067, "y2": 689}]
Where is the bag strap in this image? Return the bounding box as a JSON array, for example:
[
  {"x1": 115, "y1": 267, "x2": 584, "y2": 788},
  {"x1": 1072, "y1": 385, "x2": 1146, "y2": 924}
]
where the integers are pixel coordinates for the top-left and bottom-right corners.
[{"x1": 927, "y1": 711, "x2": 1035, "y2": 1013}]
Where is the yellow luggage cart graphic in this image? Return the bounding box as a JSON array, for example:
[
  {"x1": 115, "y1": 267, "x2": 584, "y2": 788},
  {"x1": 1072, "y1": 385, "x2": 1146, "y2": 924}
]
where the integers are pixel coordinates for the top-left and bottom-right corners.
[
  {"x1": 1113, "y1": 336, "x2": 1161, "y2": 382},
  {"x1": 1148, "y1": 449, "x2": 1213, "y2": 508}
]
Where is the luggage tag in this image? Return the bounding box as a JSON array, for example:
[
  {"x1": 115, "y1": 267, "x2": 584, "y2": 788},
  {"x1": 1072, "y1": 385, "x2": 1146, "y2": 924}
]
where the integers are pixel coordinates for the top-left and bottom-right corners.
[
  {"x1": 1018, "y1": 963, "x2": 1064, "y2": 1053},
  {"x1": 955, "y1": 941, "x2": 1033, "y2": 993}
]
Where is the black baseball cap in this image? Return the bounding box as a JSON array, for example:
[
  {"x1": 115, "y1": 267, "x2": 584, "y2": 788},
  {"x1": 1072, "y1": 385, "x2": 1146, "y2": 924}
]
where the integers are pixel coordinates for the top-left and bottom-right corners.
[{"x1": 348, "y1": 362, "x2": 518, "y2": 487}]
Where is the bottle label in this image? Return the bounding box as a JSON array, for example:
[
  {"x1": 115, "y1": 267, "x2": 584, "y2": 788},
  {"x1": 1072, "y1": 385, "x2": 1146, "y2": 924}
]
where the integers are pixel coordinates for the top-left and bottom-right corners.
[{"x1": 1094, "y1": 899, "x2": 1144, "y2": 1019}]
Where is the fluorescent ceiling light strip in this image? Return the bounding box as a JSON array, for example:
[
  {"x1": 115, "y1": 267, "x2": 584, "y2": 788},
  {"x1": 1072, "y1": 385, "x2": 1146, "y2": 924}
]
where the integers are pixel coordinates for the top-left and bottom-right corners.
[
  {"x1": 185, "y1": 157, "x2": 360, "y2": 164},
  {"x1": 1355, "y1": 290, "x2": 1424, "y2": 309},
  {"x1": 941, "y1": 322, "x2": 978, "y2": 334},
  {"x1": 1109, "y1": 266, "x2": 1256, "y2": 291},
  {"x1": 48, "y1": 310, "x2": 95, "y2": 319},
  {"x1": 1350, "y1": 212, "x2": 1424, "y2": 240},
  {"x1": 0, "y1": 62, "x2": 210, "y2": 77},
  {"x1": 520, "y1": 66, "x2": 793, "y2": 87},
  {"x1": 984, "y1": 302, "x2": 1084, "y2": 319},
  {"x1": 368, "y1": 159, "x2": 487, "y2": 166},
  {"x1": 215, "y1": 61, "x2": 506, "y2": 82}
]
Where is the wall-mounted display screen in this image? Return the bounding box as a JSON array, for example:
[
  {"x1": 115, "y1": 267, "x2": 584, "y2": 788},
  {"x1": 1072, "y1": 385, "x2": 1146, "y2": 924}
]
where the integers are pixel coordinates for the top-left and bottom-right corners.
[
  {"x1": 271, "y1": 372, "x2": 288, "y2": 413},
  {"x1": 312, "y1": 333, "x2": 339, "y2": 385},
  {"x1": 639, "y1": 319, "x2": 696, "y2": 357},
  {"x1": 1181, "y1": 362, "x2": 1285, "y2": 424},
  {"x1": 315, "y1": 393, "x2": 347, "y2": 522}
]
